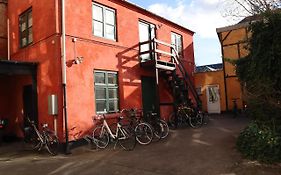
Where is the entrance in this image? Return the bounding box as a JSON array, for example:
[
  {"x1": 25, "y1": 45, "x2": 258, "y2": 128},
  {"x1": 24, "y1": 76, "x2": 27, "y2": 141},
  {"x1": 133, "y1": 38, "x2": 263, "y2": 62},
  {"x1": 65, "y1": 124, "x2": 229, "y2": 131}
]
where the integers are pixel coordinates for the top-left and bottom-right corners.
[
  {"x1": 141, "y1": 77, "x2": 157, "y2": 116},
  {"x1": 23, "y1": 85, "x2": 38, "y2": 127},
  {"x1": 206, "y1": 85, "x2": 221, "y2": 114},
  {"x1": 0, "y1": 61, "x2": 37, "y2": 139}
]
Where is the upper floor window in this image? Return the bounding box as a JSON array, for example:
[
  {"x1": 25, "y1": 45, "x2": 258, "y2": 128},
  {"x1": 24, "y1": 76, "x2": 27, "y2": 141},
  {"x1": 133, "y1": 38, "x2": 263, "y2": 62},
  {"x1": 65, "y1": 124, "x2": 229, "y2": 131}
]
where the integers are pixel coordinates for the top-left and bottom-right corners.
[
  {"x1": 19, "y1": 9, "x2": 33, "y2": 48},
  {"x1": 94, "y1": 71, "x2": 119, "y2": 113},
  {"x1": 171, "y1": 32, "x2": 183, "y2": 58},
  {"x1": 92, "y1": 3, "x2": 116, "y2": 40}
]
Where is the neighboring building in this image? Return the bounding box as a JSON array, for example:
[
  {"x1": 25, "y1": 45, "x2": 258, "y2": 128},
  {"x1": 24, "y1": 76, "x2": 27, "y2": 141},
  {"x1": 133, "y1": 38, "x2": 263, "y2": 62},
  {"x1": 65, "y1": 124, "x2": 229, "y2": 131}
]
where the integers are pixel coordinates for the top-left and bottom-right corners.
[
  {"x1": 216, "y1": 17, "x2": 254, "y2": 111},
  {"x1": 0, "y1": 0, "x2": 199, "y2": 144},
  {"x1": 194, "y1": 63, "x2": 226, "y2": 113}
]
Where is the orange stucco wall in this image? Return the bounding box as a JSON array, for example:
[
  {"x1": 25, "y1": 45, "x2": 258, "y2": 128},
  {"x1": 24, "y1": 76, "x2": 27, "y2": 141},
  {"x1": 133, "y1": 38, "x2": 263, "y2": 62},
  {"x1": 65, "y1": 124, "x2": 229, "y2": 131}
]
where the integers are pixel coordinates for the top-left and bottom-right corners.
[
  {"x1": 194, "y1": 70, "x2": 226, "y2": 112},
  {"x1": 64, "y1": 0, "x2": 195, "y2": 139},
  {"x1": 8, "y1": 0, "x2": 64, "y2": 139},
  {"x1": 218, "y1": 26, "x2": 249, "y2": 110},
  {"x1": 6, "y1": 0, "x2": 195, "y2": 141},
  {"x1": 0, "y1": 1, "x2": 7, "y2": 59},
  {"x1": 0, "y1": 75, "x2": 32, "y2": 137}
]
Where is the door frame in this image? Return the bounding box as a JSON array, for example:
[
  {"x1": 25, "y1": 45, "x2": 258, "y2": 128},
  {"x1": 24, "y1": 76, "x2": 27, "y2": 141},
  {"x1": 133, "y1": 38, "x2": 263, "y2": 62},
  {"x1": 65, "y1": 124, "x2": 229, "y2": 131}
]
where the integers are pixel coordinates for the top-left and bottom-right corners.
[
  {"x1": 206, "y1": 84, "x2": 221, "y2": 114},
  {"x1": 141, "y1": 76, "x2": 158, "y2": 116}
]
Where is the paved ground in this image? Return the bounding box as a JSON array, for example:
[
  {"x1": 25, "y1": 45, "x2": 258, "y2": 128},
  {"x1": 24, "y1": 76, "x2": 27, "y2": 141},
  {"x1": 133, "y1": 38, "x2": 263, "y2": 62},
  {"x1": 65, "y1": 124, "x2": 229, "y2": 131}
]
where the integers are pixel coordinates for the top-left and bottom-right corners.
[{"x1": 0, "y1": 114, "x2": 280, "y2": 175}]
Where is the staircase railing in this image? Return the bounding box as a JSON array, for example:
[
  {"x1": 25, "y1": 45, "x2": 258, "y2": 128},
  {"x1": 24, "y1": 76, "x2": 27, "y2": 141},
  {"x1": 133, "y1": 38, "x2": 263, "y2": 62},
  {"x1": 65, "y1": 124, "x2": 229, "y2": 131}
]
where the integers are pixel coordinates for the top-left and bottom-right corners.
[
  {"x1": 139, "y1": 38, "x2": 202, "y2": 108},
  {"x1": 171, "y1": 47, "x2": 202, "y2": 108}
]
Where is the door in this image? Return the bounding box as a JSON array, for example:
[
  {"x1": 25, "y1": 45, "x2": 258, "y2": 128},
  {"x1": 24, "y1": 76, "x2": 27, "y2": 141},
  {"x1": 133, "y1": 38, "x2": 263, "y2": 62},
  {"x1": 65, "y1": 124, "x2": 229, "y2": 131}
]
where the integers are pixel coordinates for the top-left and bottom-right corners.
[
  {"x1": 23, "y1": 85, "x2": 38, "y2": 127},
  {"x1": 206, "y1": 85, "x2": 221, "y2": 114},
  {"x1": 141, "y1": 77, "x2": 157, "y2": 116},
  {"x1": 139, "y1": 21, "x2": 156, "y2": 62}
]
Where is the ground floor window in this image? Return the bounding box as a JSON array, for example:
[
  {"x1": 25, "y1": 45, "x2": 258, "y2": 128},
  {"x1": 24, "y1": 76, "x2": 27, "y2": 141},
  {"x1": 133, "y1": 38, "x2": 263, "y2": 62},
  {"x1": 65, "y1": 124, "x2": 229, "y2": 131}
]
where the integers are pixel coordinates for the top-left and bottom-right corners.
[{"x1": 94, "y1": 70, "x2": 119, "y2": 113}]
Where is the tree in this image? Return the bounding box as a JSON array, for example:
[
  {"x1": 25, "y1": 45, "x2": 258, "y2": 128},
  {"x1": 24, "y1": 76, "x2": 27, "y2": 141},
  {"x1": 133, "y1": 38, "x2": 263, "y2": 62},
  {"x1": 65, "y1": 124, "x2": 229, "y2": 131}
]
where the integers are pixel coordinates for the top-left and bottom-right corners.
[{"x1": 220, "y1": 0, "x2": 281, "y2": 22}]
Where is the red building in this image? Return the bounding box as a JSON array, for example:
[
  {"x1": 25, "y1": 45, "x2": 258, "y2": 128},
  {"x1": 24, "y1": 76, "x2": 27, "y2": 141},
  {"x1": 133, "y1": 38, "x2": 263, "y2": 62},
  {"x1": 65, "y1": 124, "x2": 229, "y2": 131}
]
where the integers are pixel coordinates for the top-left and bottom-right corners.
[{"x1": 0, "y1": 0, "x2": 199, "y2": 148}]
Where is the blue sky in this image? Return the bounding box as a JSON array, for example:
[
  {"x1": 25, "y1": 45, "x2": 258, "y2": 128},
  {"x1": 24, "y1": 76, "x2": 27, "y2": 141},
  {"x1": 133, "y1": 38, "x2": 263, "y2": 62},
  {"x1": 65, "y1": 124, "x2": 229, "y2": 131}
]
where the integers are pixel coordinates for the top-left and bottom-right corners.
[{"x1": 130, "y1": 0, "x2": 235, "y2": 66}]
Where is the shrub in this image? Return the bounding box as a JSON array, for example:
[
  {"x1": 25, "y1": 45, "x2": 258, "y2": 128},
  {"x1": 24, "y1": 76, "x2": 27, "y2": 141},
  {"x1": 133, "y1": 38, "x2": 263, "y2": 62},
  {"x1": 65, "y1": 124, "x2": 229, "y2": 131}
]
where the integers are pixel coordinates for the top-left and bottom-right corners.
[{"x1": 237, "y1": 122, "x2": 281, "y2": 163}]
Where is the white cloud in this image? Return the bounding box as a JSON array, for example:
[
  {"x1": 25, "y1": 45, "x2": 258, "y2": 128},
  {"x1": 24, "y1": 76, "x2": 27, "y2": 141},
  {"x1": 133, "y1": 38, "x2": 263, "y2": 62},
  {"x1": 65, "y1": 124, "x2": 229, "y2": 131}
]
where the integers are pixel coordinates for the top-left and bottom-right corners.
[
  {"x1": 148, "y1": 0, "x2": 233, "y2": 39},
  {"x1": 147, "y1": 0, "x2": 238, "y2": 65}
]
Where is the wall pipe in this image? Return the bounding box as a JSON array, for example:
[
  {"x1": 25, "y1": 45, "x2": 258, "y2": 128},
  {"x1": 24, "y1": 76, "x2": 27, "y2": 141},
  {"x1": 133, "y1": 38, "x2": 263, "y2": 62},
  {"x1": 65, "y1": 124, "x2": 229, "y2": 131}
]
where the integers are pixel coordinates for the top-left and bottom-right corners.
[
  {"x1": 61, "y1": 0, "x2": 70, "y2": 154},
  {"x1": 7, "y1": 18, "x2": 10, "y2": 60}
]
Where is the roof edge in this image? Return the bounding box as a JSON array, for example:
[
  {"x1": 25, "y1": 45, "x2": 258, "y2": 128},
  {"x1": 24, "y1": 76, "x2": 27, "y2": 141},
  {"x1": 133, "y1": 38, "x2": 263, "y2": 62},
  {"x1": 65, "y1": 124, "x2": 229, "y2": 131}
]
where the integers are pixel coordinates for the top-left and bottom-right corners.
[
  {"x1": 216, "y1": 21, "x2": 251, "y2": 33},
  {"x1": 113, "y1": 0, "x2": 195, "y2": 35}
]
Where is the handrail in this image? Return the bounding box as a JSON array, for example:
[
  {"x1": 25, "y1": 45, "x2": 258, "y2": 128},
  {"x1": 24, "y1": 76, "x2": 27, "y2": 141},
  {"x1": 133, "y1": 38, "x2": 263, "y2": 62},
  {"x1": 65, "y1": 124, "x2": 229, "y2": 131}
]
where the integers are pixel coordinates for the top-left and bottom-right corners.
[{"x1": 139, "y1": 38, "x2": 202, "y2": 108}]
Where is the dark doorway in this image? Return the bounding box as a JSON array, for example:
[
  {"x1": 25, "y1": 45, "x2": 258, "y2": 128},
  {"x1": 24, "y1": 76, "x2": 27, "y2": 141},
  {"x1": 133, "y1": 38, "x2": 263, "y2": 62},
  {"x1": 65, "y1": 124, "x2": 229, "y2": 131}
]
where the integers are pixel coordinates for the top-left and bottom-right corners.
[
  {"x1": 141, "y1": 77, "x2": 157, "y2": 116},
  {"x1": 23, "y1": 85, "x2": 38, "y2": 127}
]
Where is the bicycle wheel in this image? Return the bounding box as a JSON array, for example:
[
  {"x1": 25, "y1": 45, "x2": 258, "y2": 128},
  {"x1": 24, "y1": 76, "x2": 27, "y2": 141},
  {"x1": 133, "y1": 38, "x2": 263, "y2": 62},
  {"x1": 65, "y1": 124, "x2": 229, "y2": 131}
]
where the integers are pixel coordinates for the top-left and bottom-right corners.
[
  {"x1": 31, "y1": 135, "x2": 42, "y2": 151},
  {"x1": 159, "y1": 119, "x2": 169, "y2": 139},
  {"x1": 135, "y1": 122, "x2": 153, "y2": 145},
  {"x1": 168, "y1": 112, "x2": 177, "y2": 130},
  {"x1": 45, "y1": 132, "x2": 59, "y2": 156},
  {"x1": 118, "y1": 126, "x2": 136, "y2": 151},
  {"x1": 152, "y1": 121, "x2": 163, "y2": 141},
  {"x1": 189, "y1": 113, "x2": 203, "y2": 128},
  {"x1": 154, "y1": 120, "x2": 169, "y2": 139},
  {"x1": 93, "y1": 126, "x2": 110, "y2": 149}
]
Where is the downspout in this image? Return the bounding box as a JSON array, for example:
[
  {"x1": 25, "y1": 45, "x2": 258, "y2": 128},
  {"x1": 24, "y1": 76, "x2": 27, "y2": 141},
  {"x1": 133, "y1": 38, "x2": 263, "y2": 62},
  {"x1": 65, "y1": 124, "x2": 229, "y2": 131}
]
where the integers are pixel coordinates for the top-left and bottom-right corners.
[
  {"x1": 61, "y1": 0, "x2": 70, "y2": 154},
  {"x1": 7, "y1": 18, "x2": 10, "y2": 60}
]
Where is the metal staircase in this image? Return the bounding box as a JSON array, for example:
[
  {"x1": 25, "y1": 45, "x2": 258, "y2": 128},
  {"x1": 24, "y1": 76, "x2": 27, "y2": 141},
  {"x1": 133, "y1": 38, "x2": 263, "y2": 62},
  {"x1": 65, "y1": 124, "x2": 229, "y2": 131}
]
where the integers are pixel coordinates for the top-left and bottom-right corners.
[{"x1": 139, "y1": 38, "x2": 202, "y2": 109}]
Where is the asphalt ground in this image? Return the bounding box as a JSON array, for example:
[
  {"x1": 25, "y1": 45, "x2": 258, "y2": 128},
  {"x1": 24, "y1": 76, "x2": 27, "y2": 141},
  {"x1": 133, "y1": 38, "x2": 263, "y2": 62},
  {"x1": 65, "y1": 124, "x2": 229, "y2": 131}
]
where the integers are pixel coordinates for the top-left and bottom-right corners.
[{"x1": 0, "y1": 114, "x2": 280, "y2": 175}]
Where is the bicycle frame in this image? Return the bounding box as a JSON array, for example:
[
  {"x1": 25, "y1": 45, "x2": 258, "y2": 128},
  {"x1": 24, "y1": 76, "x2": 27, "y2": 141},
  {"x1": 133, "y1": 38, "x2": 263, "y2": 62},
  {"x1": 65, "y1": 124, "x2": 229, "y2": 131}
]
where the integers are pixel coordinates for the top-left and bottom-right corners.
[{"x1": 100, "y1": 117, "x2": 127, "y2": 140}]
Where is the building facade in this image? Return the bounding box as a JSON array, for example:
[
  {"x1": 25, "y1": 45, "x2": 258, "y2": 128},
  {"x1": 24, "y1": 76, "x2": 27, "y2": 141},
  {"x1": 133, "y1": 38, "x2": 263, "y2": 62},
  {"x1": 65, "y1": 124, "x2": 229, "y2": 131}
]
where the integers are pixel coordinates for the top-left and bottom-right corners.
[
  {"x1": 216, "y1": 20, "x2": 251, "y2": 111},
  {"x1": 194, "y1": 64, "x2": 226, "y2": 114},
  {"x1": 0, "y1": 0, "x2": 198, "y2": 143}
]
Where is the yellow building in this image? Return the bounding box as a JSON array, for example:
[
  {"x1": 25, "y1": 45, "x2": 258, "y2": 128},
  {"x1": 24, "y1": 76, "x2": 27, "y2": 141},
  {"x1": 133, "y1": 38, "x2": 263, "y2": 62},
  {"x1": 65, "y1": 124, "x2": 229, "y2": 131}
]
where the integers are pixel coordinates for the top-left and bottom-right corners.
[
  {"x1": 194, "y1": 64, "x2": 226, "y2": 113},
  {"x1": 194, "y1": 18, "x2": 254, "y2": 113},
  {"x1": 216, "y1": 18, "x2": 252, "y2": 111}
]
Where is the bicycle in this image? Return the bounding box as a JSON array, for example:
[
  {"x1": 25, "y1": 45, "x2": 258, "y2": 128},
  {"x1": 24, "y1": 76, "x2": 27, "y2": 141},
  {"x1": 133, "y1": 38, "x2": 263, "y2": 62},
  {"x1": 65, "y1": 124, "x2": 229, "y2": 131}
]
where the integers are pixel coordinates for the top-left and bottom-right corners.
[
  {"x1": 145, "y1": 111, "x2": 169, "y2": 140},
  {"x1": 169, "y1": 105, "x2": 203, "y2": 129},
  {"x1": 24, "y1": 117, "x2": 59, "y2": 156},
  {"x1": 122, "y1": 108, "x2": 154, "y2": 145},
  {"x1": 92, "y1": 114, "x2": 136, "y2": 151},
  {"x1": 232, "y1": 98, "x2": 239, "y2": 118}
]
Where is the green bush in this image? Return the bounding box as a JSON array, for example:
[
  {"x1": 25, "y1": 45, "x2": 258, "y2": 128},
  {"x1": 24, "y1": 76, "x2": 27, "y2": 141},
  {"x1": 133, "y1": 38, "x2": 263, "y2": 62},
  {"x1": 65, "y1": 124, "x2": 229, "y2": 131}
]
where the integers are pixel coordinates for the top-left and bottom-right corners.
[{"x1": 237, "y1": 122, "x2": 281, "y2": 163}]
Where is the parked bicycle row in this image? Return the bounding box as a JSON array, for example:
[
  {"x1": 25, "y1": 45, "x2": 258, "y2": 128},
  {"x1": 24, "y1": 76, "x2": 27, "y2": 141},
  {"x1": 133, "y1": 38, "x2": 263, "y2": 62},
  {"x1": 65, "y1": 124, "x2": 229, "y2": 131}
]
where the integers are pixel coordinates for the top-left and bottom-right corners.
[
  {"x1": 21, "y1": 105, "x2": 207, "y2": 155},
  {"x1": 168, "y1": 105, "x2": 208, "y2": 129},
  {"x1": 92, "y1": 108, "x2": 169, "y2": 151}
]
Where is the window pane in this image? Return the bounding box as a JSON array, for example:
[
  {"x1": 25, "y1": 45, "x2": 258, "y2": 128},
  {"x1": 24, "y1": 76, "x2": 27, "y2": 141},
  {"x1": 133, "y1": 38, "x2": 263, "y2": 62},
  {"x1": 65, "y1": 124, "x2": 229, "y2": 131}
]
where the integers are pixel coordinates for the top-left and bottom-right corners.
[
  {"x1": 93, "y1": 21, "x2": 103, "y2": 37},
  {"x1": 108, "y1": 88, "x2": 118, "y2": 99},
  {"x1": 105, "y1": 10, "x2": 115, "y2": 25},
  {"x1": 95, "y1": 88, "x2": 106, "y2": 99},
  {"x1": 108, "y1": 73, "x2": 117, "y2": 84},
  {"x1": 105, "y1": 25, "x2": 115, "y2": 40},
  {"x1": 93, "y1": 5, "x2": 103, "y2": 21},
  {"x1": 28, "y1": 28, "x2": 33, "y2": 44},
  {"x1": 109, "y1": 100, "x2": 118, "y2": 112},
  {"x1": 22, "y1": 37, "x2": 27, "y2": 47},
  {"x1": 20, "y1": 20, "x2": 27, "y2": 32},
  {"x1": 96, "y1": 100, "x2": 107, "y2": 112},
  {"x1": 95, "y1": 72, "x2": 105, "y2": 84},
  {"x1": 28, "y1": 12, "x2": 32, "y2": 27}
]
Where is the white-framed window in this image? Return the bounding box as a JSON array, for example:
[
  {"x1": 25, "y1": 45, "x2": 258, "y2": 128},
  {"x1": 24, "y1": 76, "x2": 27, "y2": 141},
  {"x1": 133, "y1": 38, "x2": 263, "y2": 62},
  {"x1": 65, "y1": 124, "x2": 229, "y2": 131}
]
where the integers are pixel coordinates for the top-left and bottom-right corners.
[
  {"x1": 94, "y1": 71, "x2": 119, "y2": 113},
  {"x1": 92, "y1": 3, "x2": 116, "y2": 40},
  {"x1": 171, "y1": 32, "x2": 183, "y2": 58},
  {"x1": 19, "y1": 8, "x2": 33, "y2": 47}
]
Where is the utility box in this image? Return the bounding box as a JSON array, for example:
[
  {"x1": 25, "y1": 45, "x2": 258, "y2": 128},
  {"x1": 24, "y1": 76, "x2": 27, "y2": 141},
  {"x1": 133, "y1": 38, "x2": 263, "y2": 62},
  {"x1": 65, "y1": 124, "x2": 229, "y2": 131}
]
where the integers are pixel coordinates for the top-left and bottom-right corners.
[{"x1": 48, "y1": 95, "x2": 58, "y2": 116}]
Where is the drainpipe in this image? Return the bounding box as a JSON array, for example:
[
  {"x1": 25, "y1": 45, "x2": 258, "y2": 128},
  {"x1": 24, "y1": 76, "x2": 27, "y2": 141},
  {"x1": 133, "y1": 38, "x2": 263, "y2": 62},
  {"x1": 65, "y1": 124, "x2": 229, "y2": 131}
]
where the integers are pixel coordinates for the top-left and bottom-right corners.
[
  {"x1": 7, "y1": 18, "x2": 10, "y2": 60},
  {"x1": 61, "y1": 0, "x2": 70, "y2": 154}
]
